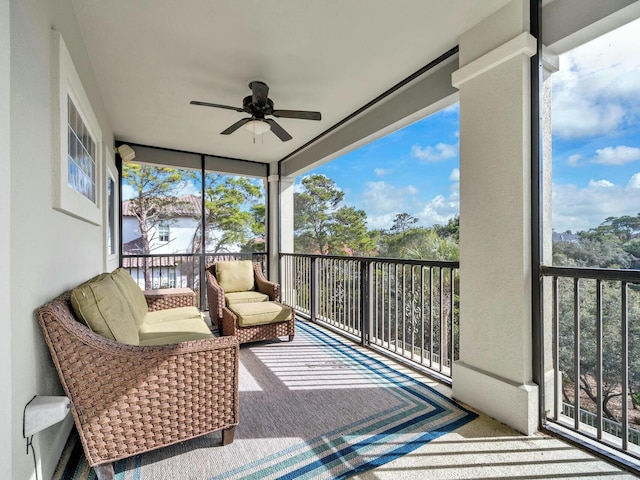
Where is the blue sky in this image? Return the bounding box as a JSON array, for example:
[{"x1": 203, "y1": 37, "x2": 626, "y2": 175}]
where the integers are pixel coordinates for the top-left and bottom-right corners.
[
  {"x1": 298, "y1": 17, "x2": 640, "y2": 234},
  {"x1": 301, "y1": 103, "x2": 461, "y2": 231}
]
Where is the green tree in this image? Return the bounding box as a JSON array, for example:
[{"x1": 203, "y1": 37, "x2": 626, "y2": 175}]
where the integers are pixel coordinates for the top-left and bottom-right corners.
[
  {"x1": 122, "y1": 163, "x2": 189, "y2": 252},
  {"x1": 198, "y1": 174, "x2": 264, "y2": 253},
  {"x1": 553, "y1": 213, "x2": 640, "y2": 429},
  {"x1": 294, "y1": 174, "x2": 373, "y2": 255},
  {"x1": 390, "y1": 213, "x2": 418, "y2": 233},
  {"x1": 553, "y1": 238, "x2": 633, "y2": 269},
  {"x1": 122, "y1": 163, "x2": 190, "y2": 286}
]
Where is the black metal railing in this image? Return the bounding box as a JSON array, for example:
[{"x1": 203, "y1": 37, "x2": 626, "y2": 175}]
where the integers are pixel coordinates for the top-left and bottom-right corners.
[
  {"x1": 280, "y1": 253, "x2": 459, "y2": 382},
  {"x1": 122, "y1": 252, "x2": 267, "y2": 310},
  {"x1": 541, "y1": 265, "x2": 640, "y2": 460}
]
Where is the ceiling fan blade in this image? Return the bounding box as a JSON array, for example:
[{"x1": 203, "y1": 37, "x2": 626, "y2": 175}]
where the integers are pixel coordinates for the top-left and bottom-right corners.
[
  {"x1": 250, "y1": 81, "x2": 269, "y2": 107},
  {"x1": 221, "y1": 118, "x2": 252, "y2": 135},
  {"x1": 265, "y1": 119, "x2": 292, "y2": 142},
  {"x1": 190, "y1": 100, "x2": 244, "y2": 113},
  {"x1": 272, "y1": 110, "x2": 322, "y2": 121}
]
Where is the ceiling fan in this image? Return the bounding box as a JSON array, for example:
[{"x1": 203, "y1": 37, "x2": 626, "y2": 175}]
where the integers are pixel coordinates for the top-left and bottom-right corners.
[{"x1": 190, "y1": 81, "x2": 321, "y2": 142}]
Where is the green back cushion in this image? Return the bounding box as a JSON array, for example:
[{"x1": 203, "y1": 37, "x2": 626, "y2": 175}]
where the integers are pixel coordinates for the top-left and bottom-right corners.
[
  {"x1": 110, "y1": 267, "x2": 148, "y2": 326},
  {"x1": 215, "y1": 260, "x2": 255, "y2": 293},
  {"x1": 69, "y1": 272, "x2": 108, "y2": 326},
  {"x1": 70, "y1": 275, "x2": 139, "y2": 345}
]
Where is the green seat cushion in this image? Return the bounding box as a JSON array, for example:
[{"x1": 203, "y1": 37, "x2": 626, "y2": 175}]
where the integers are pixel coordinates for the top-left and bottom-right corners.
[
  {"x1": 140, "y1": 306, "x2": 204, "y2": 326},
  {"x1": 70, "y1": 275, "x2": 139, "y2": 345},
  {"x1": 215, "y1": 260, "x2": 255, "y2": 293},
  {"x1": 109, "y1": 267, "x2": 148, "y2": 326},
  {"x1": 225, "y1": 291, "x2": 269, "y2": 306},
  {"x1": 230, "y1": 301, "x2": 292, "y2": 327},
  {"x1": 138, "y1": 316, "x2": 214, "y2": 346}
]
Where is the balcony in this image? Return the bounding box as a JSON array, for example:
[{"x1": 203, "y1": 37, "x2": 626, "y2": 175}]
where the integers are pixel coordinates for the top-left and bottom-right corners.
[{"x1": 118, "y1": 252, "x2": 640, "y2": 476}]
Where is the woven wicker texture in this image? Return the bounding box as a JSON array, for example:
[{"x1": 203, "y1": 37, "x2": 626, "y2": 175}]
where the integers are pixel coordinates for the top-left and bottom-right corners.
[
  {"x1": 205, "y1": 262, "x2": 279, "y2": 329},
  {"x1": 144, "y1": 288, "x2": 196, "y2": 312},
  {"x1": 37, "y1": 291, "x2": 239, "y2": 468}
]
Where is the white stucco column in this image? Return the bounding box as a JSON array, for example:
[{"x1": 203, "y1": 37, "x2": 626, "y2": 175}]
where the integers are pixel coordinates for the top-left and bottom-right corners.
[
  {"x1": 267, "y1": 163, "x2": 295, "y2": 283},
  {"x1": 267, "y1": 162, "x2": 280, "y2": 281},
  {"x1": 279, "y1": 176, "x2": 295, "y2": 255},
  {"x1": 452, "y1": 0, "x2": 539, "y2": 435},
  {"x1": 0, "y1": 0, "x2": 11, "y2": 472}
]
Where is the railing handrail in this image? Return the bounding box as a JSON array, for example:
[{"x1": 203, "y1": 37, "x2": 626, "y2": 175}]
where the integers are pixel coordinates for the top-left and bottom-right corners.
[
  {"x1": 541, "y1": 265, "x2": 640, "y2": 283},
  {"x1": 123, "y1": 251, "x2": 266, "y2": 259},
  {"x1": 280, "y1": 252, "x2": 459, "y2": 268}
]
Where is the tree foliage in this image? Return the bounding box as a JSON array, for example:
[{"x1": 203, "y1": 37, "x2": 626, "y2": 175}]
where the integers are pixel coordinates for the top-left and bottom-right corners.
[
  {"x1": 122, "y1": 163, "x2": 189, "y2": 255},
  {"x1": 553, "y1": 213, "x2": 640, "y2": 427},
  {"x1": 123, "y1": 164, "x2": 265, "y2": 257},
  {"x1": 378, "y1": 214, "x2": 459, "y2": 261},
  {"x1": 199, "y1": 174, "x2": 264, "y2": 253},
  {"x1": 294, "y1": 174, "x2": 375, "y2": 255}
]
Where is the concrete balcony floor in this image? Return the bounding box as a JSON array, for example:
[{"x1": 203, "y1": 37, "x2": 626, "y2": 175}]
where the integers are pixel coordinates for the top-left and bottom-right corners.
[
  {"x1": 348, "y1": 344, "x2": 638, "y2": 480},
  {"x1": 201, "y1": 314, "x2": 637, "y2": 479}
]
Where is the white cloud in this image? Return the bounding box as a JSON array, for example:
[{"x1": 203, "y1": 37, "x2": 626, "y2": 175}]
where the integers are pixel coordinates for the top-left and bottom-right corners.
[
  {"x1": 415, "y1": 191, "x2": 460, "y2": 227},
  {"x1": 553, "y1": 172, "x2": 640, "y2": 232},
  {"x1": 359, "y1": 177, "x2": 460, "y2": 230},
  {"x1": 552, "y1": 18, "x2": 640, "y2": 139},
  {"x1": 587, "y1": 179, "x2": 614, "y2": 188},
  {"x1": 449, "y1": 168, "x2": 460, "y2": 181},
  {"x1": 411, "y1": 142, "x2": 457, "y2": 162},
  {"x1": 628, "y1": 173, "x2": 640, "y2": 189},
  {"x1": 592, "y1": 146, "x2": 640, "y2": 165},
  {"x1": 567, "y1": 154, "x2": 583, "y2": 167},
  {"x1": 359, "y1": 181, "x2": 419, "y2": 229},
  {"x1": 374, "y1": 168, "x2": 393, "y2": 177}
]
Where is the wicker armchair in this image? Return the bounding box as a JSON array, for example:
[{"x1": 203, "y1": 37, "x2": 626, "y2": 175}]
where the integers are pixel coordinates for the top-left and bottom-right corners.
[
  {"x1": 206, "y1": 261, "x2": 295, "y2": 344},
  {"x1": 37, "y1": 289, "x2": 239, "y2": 480}
]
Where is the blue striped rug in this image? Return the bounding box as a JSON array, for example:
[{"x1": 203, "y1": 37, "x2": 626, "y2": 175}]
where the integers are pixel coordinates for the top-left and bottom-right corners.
[{"x1": 54, "y1": 320, "x2": 477, "y2": 480}]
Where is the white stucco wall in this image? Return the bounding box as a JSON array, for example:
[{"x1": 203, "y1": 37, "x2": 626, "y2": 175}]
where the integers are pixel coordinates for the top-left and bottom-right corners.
[
  {"x1": 9, "y1": 0, "x2": 114, "y2": 478},
  {"x1": 123, "y1": 216, "x2": 199, "y2": 254},
  {"x1": 1, "y1": 0, "x2": 12, "y2": 473}
]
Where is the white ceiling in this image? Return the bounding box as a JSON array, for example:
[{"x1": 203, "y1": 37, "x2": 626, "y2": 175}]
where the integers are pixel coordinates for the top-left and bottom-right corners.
[{"x1": 71, "y1": 0, "x2": 511, "y2": 164}]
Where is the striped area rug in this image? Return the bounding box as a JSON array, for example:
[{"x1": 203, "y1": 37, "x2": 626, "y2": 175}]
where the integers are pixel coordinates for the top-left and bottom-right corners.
[{"x1": 54, "y1": 320, "x2": 477, "y2": 480}]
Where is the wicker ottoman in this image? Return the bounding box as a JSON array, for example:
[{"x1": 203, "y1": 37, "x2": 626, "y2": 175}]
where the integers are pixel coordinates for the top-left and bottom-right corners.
[{"x1": 222, "y1": 301, "x2": 295, "y2": 344}]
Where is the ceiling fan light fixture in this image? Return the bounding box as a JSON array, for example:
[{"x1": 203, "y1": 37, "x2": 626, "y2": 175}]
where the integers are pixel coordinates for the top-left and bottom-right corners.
[{"x1": 245, "y1": 119, "x2": 270, "y2": 135}]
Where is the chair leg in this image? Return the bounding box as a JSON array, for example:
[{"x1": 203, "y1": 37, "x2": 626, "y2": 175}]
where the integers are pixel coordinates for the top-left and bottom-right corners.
[
  {"x1": 94, "y1": 463, "x2": 115, "y2": 480},
  {"x1": 289, "y1": 334, "x2": 295, "y2": 342},
  {"x1": 222, "y1": 426, "x2": 236, "y2": 446}
]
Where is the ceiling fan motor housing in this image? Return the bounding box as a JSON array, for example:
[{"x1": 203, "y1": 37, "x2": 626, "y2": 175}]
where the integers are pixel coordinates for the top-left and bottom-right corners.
[{"x1": 242, "y1": 95, "x2": 274, "y2": 118}]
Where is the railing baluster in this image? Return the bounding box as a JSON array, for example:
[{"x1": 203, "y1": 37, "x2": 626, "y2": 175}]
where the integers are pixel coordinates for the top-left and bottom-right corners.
[
  {"x1": 402, "y1": 264, "x2": 406, "y2": 358},
  {"x1": 440, "y1": 267, "x2": 445, "y2": 373},
  {"x1": 421, "y1": 266, "x2": 425, "y2": 366},
  {"x1": 411, "y1": 265, "x2": 416, "y2": 361},
  {"x1": 394, "y1": 264, "x2": 399, "y2": 353},
  {"x1": 449, "y1": 267, "x2": 454, "y2": 369},
  {"x1": 621, "y1": 281, "x2": 629, "y2": 452},
  {"x1": 429, "y1": 266, "x2": 434, "y2": 369},
  {"x1": 553, "y1": 276, "x2": 559, "y2": 422},
  {"x1": 596, "y1": 279, "x2": 603, "y2": 440},
  {"x1": 573, "y1": 277, "x2": 580, "y2": 432}
]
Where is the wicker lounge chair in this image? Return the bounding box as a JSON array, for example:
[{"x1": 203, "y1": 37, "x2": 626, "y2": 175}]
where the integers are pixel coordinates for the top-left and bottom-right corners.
[
  {"x1": 37, "y1": 287, "x2": 239, "y2": 480},
  {"x1": 206, "y1": 260, "x2": 295, "y2": 344}
]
